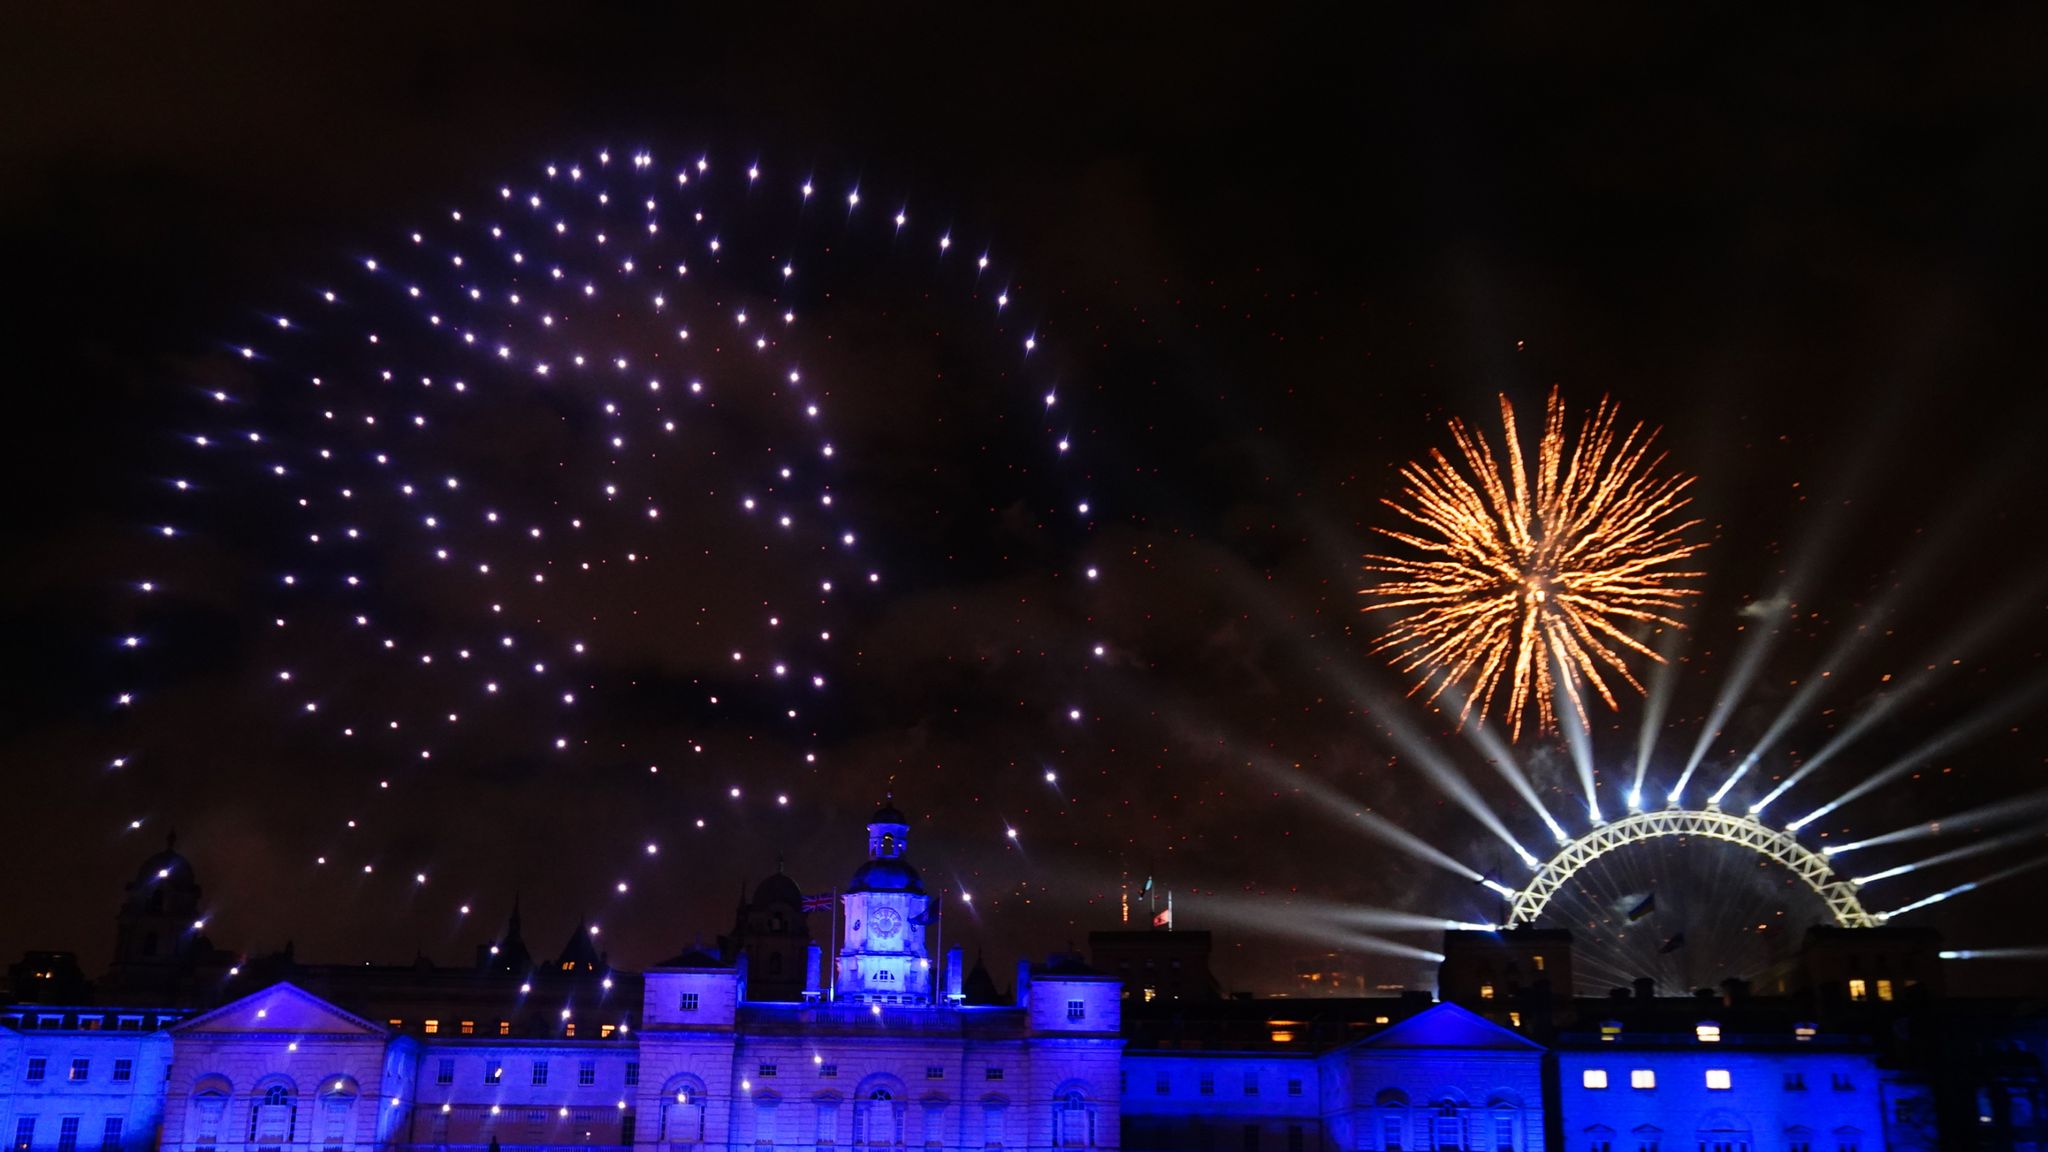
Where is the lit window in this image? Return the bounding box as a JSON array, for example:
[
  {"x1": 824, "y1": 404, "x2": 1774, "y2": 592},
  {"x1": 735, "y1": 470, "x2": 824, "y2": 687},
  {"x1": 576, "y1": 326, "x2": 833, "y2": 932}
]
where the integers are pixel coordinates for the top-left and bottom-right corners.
[
  {"x1": 1479, "y1": 983, "x2": 1496, "y2": 1000},
  {"x1": 1705, "y1": 1069, "x2": 1731, "y2": 1090},
  {"x1": 1582, "y1": 1069, "x2": 1608, "y2": 1089},
  {"x1": 1630, "y1": 1070, "x2": 1655, "y2": 1089},
  {"x1": 599, "y1": 1024, "x2": 615, "y2": 1039},
  {"x1": 1794, "y1": 1023, "x2": 1818, "y2": 1042},
  {"x1": 1533, "y1": 955, "x2": 1546, "y2": 972},
  {"x1": 70, "y1": 1059, "x2": 90, "y2": 1082},
  {"x1": 423, "y1": 1020, "x2": 439, "y2": 1035},
  {"x1": 1847, "y1": 978, "x2": 1868, "y2": 1002},
  {"x1": 459, "y1": 1021, "x2": 475, "y2": 1035},
  {"x1": 497, "y1": 1021, "x2": 511, "y2": 1036},
  {"x1": 1509, "y1": 1012, "x2": 1522, "y2": 1028},
  {"x1": 1695, "y1": 1022, "x2": 1722, "y2": 1043},
  {"x1": 1876, "y1": 979, "x2": 1894, "y2": 1002},
  {"x1": 387, "y1": 1019, "x2": 403, "y2": 1030},
  {"x1": 562, "y1": 1023, "x2": 575, "y2": 1038}
]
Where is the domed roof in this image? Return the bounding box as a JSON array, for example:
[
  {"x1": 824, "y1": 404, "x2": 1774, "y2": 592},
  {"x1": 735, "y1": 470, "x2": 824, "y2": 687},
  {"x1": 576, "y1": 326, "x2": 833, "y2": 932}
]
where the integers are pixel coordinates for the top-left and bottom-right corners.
[
  {"x1": 849, "y1": 856, "x2": 925, "y2": 895},
  {"x1": 133, "y1": 835, "x2": 196, "y2": 886},
  {"x1": 870, "y1": 801, "x2": 907, "y2": 826},
  {"x1": 753, "y1": 870, "x2": 805, "y2": 909}
]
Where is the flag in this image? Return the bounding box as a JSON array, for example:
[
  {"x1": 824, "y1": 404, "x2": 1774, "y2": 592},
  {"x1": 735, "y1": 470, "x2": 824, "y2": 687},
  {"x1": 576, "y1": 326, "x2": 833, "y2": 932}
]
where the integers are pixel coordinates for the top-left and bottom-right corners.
[
  {"x1": 801, "y1": 893, "x2": 834, "y2": 912},
  {"x1": 1626, "y1": 893, "x2": 1656, "y2": 922},
  {"x1": 1659, "y1": 933, "x2": 1687, "y2": 954},
  {"x1": 1152, "y1": 906, "x2": 1172, "y2": 930}
]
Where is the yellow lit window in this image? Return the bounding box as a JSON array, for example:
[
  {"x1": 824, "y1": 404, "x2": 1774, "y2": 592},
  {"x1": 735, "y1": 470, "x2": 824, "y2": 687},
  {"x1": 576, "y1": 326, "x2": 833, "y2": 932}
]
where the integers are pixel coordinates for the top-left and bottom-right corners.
[
  {"x1": 498, "y1": 1021, "x2": 511, "y2": 1036},
  {"x1": 1508, "y1": 1012, "x2": 1522, "y2": 1028},
  {"x1": 1479, "y1": 984, "x2": 1495, "y2": 1000},
  {"x1": 460, "y1": 1021, "x2": 475, "y2": 1036},
  {"x1": 1630, "y1": 1070, "x2": 1655, "y2": 1089},
  {"x1": 388, "y1": 1019, "x2": 404, "y2": 1030},
  {"x1": 599, "y1": 1024, "x2": 616, "y2": 1039},
  {"x1": 1696, "y1": 1023, "x2": 1721, "y2": 1043},
  {"x1": 1848, "y1": 978, "x2": 1868, "y2": 1002},
  {"x1": 564, "y1": 1023, "x2": 576, "y2": 1038},
  {"x1": 1876, "y1": 979, "x2": 1894, "y2": 1001},
  {"x1": 424, "y1": 1020, "x2": 440, "y2": 1035},
  {"x1": 1533, "y1": 956, "x2": 1546, "y2": 972}
]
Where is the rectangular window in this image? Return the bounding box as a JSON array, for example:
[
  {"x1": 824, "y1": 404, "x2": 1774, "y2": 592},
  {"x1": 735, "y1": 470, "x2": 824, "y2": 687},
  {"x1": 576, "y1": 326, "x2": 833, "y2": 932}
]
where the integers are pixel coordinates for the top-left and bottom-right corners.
[
  {"x1": 1876, "y1": 979, "x2": 1894, "y2": 1002},
  {"x1": 13, "y1": 1119, "x2": 34, "y2": 1152},
  {"x1": 1581, "y1": 1068, "x2": 1609, "y2": 1089},
  {"x1": 579, "y1": 1061, "x2": 596, "y2": 1087},
  {"x1": 70, "y1": 1059, "x2": 90, "y2": 1082},
  {"x1": 498, "y1": 1021, "x2": 511, "y2": 1037},
  {"x1": 1847, "y1": 978, "x2": 1868, "y2": 1002},
  {"x1": 26, "y1": 1058, "x2": 47, "y2": 1084},
  {"x1": 1479, "y1": 983, "x2": 1495, "y2": 1000},
  {"x1": 1379, "y1": 1117, "x2": 1402, "y2": 1152},
  {"x1": 758, "y1": 1063, "x2": 777, "y2": 1078},
  {"x1": 985, "y1": 1067, "x2": 1003, "y2": 1082},
  {"x1": 424, "y1": 1020, "x2": 440, "y2": 1035},
  {"x1": 624, "y1": 1062, "x2": 639, "y2": 1087},
  {"x1": 679, "y1": 992, "x2": 700, "y2": 1011},
  {"x1": 485, "y1": 1060, "x2": 504, "y2": 1085},
  {"x1": 387, "y1": 1019, "x2": 403, "y2": 1030},
  {"x1": 926, "y1": 1067, "x2": 944, "y2": 1081},
  {"x1": 819, "y1": 1064, "x2": 837, "y2": 1078},
  {"x1": 563, "y1": 1023, "x2": 575, "y2": 1038},
  {"x1": 1705, "y1": 1069, "x2": 1732, "y2": 1090},
  {"x1": 533, "y1": 1060, "x2": 549, "y2": 1086},
  {"x1": 1832, "y1": 1073, "x2": 1854, "y2": 1091},
  {"x1": 112, "y1": 1060, "x2": 133, "y2": 1084},
  {"x1": 100, "y1": 1118, "x2": 122, "y2": 1151},
  {"x1": 1630, "y1": 1069, "x2": 1655, "y2": 1089},
  {"x1": 1243, "y1": 1070, "x2": 1258, "y2": 1096},
  {"x1": 58, "y1": 1118, "x2": 80, "y2": 1152},
  {"x1": 1533, "y1": 955, "x2": 1546, "y2": 972},
  {"x1": 460, "y1": 1021, "x2": 475, "y2": 1036},
  {"x1": 1286, "y1": 1078, "x2": 1302, "y2": 1097},
  {"x1": 1199, "y1": 1073, "x2": 1214, "y2": 1097},
  {"x1": 438, "y1": 1059, "x2": 454, "y2": 1086},
  {"x1": 116, "y1": 1017, "x2": 142, "y2": 1032},
  {"x1": 599, "y1": 1024, "x2": 616, "y2": 1039},
  {"x1": 1784, "y1": 1071, "x2": 1805, "y2": 1090},
  {"x1": 1066, "y1": 1000, "x2": 1085, "y2": 1021},
  {"x1": 1154, "y1": 1074, "x2": 1169, "y2": 1096}
]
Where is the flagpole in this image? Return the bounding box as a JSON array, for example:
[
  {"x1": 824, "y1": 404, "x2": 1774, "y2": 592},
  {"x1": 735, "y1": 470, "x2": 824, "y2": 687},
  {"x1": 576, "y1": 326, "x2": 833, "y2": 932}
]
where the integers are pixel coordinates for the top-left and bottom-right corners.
[
  {"x1": 828, "y1": 887, "x2": 838, "y2": 1003},
  {"x1": 932, "y1": 887, "x2": 944, "y2": 1006}
]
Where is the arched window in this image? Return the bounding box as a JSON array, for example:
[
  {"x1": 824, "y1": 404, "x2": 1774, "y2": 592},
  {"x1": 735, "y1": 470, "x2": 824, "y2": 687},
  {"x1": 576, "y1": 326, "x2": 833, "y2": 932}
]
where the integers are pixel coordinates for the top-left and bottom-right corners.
[
  {"x1": 856, "y1": 1090, "x2": 899, "y2": 1147},
  {"x1": 249, "y1": 1085, "x2": 298, "y2": 1149},
  {"x1": 188, "y1": 1077, "x2": 232, "y2": 1152},
  {"x1": 1432, "y1": 1100, "x2": 1465, "y2": 1151},
  {"x1": 1056, "y1": 1092, "x2": 1093, "y2": 1149},
  {"x1": 660, "y1": 1076, "x2": 707, "y2": 1148}
]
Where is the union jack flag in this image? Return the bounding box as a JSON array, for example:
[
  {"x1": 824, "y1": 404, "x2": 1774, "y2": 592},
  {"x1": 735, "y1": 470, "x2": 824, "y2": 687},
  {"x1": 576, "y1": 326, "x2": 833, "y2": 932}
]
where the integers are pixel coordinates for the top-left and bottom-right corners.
[{"x1": 801, "y1": 893, "x2": 834, "y2": 912}]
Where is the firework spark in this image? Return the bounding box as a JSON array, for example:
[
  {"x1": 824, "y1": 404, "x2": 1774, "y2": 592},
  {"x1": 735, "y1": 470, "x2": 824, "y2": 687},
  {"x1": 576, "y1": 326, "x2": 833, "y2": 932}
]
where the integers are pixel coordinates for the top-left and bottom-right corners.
[{"x1": 1363, "y1": 387, "x2": 1705, "y2": 740}]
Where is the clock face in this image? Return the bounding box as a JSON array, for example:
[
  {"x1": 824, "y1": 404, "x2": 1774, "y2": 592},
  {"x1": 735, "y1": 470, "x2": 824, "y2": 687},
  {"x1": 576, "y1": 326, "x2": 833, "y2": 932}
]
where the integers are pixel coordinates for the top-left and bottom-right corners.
[{"x1": 870, "y1": 906, "x2": 903, "y2": 938}]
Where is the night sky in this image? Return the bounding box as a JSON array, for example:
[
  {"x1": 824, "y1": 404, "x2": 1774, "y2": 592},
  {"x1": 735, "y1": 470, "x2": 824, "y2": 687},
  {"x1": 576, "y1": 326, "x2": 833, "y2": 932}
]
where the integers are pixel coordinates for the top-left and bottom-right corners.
[{"x1": 5, "y1": 5, "x2": 2046, "y2": 996}]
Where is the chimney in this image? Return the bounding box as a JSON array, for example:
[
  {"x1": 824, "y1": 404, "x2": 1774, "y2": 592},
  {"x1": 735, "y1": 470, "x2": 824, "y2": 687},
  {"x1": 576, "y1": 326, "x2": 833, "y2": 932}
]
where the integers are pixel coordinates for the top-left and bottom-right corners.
[{"x1": 1632, "y1": 976, "x2": 1656, "y2": 1001}]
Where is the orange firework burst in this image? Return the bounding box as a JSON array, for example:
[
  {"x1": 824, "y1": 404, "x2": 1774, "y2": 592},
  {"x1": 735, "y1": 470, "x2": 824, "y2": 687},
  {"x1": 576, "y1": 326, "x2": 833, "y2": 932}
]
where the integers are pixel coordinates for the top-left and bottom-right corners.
[{"x1": 1363, "y1": 386, "x2": 1706, "y2": 740}]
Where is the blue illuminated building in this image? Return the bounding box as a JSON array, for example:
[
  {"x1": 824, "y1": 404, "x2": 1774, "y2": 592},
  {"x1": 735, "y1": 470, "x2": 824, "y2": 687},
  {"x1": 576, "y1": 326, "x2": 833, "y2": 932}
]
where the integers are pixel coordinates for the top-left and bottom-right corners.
[{"x1": 6, "y1": 817, "x2": 2044, "y2": 1150}]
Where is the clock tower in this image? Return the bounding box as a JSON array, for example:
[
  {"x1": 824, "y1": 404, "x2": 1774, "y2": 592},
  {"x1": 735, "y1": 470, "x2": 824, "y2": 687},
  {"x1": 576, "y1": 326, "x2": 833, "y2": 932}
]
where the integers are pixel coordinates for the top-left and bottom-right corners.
[{"x1": 835, "y1": 799, "x2": 933, "y2": 1003}]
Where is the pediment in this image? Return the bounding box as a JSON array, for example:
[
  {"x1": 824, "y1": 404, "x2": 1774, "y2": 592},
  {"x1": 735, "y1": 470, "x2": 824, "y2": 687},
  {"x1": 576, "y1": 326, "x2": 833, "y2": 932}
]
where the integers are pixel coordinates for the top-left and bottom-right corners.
[
  {"x1": 172, "y1": 982, "x2": 386, "y2": 1036},
  {"x1": 1357, "y1": 1003, "x2": 1544, "y2": 1052}
]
